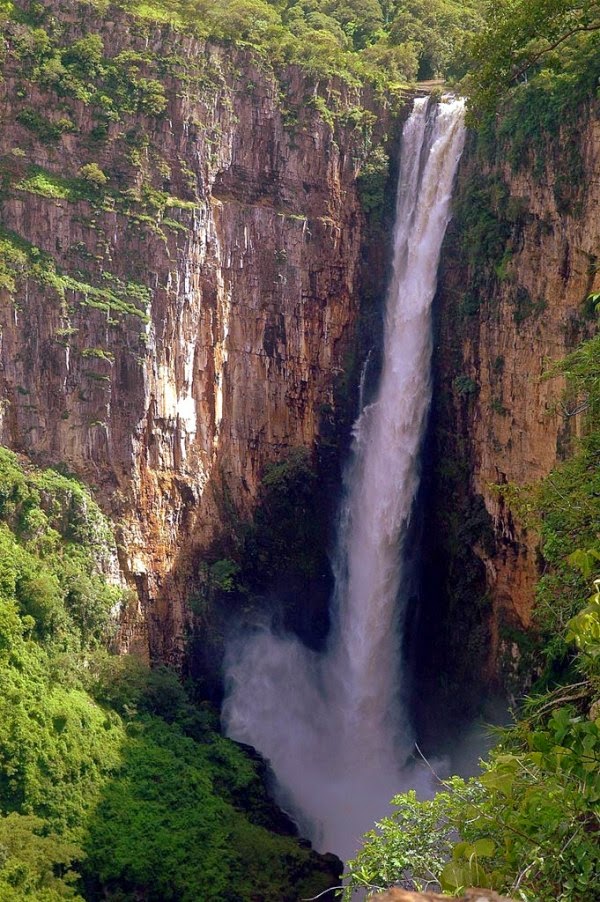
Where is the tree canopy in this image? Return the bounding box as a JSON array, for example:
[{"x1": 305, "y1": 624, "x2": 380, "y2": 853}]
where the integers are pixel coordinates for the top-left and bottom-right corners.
[
  {"x1": 464, "y1": 0, "x2": 600, "y2": 116},
  {"x1": 0, "y1": 448, "x2": 339, "y2": 899},
  {"x1": 107, "y1": 0, "x2": 483, "y2": 84}
]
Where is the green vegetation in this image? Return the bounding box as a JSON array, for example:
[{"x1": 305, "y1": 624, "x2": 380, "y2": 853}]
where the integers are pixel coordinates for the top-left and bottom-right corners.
[
  {"x1": 194, "y1": 447, "x2": 332, "y2": 620},
  {"x1": 0, "y1": 447, "x2": 339, "y2": 900},
  {"x1": 0, "y1": 226, "x2": 150, "y2": 321},
  {"x1": 464, "y1": 0, "x2": 600, "y2": 120},
  {"x1": 103, "y1": 0, "x2": 482, "y2": 85},
  {"x1": 452, "y1": 374, "x2": 478, "y2": 396},
  {"x1": 356, "y1": 144, "x2": 390, "y2": 218},
  {"x1": 533, "y1": 337, "x2": 600, "y2": 661},
  {"x1": 242, "y1": 447, "x2": 328, "y2": 586},
  {"x1": 1, "y1": 0, "x2": 483, "y2": 101},
  {"x1": 462, "y1": 1, "x2": 600, "y2": 213},
  {"x1": 78, "y1": 163, "x2": 108, "y2": 188},
  {"x1": 15, "y1": 166, "x2": 81, "y2": 200},
  {"x1": 7, "y1": 23, "x2": 168, "y2": 122},
  {"x1": 15, "y1": 108, "x2": 75, "y2": 144},
  {"x1": 345, "y1": 697, "x2": 599, "y2": 899},
  {"x1": 453, "y1": 172, "x2": 511, "y2": 274},
  {"x1": 512, "y1": 288, "x2": 546, "y2": 325},
  {"x1": 3, "y1": 155, "x2": 197, "y2": 228}
]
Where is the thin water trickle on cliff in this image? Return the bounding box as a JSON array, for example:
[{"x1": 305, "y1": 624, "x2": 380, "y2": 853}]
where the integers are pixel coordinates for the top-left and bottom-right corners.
[{"x1": 222, "y1": 97, "x2": 466, "y2": 860}]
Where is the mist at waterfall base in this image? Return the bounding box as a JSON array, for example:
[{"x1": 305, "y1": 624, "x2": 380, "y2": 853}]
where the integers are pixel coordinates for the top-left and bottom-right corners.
[{"x1": 222, "y1": 97, "x2": 467, "y2": 861}]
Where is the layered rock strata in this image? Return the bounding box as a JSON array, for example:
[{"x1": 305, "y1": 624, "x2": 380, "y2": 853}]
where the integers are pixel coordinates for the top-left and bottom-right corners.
[
  {"x1": 0, "y1": 1, "x2": 395, "y2": 662},
  {"x1": 425, "y1": 103, "x2": 600, "y2": 704}
]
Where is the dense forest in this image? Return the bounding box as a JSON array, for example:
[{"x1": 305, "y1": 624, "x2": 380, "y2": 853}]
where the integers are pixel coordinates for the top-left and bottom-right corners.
[
  {"x1": 0, "y1": 0, "x2": 599, "y2": 899},
  {"x1": 0, "y1": 449, "x2": 342, "y2": 900}
]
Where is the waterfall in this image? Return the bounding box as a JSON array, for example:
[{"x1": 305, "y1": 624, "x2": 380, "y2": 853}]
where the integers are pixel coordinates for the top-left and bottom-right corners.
[{"x1": 222, "y1": 97, "x2": 466, "y2": 861}]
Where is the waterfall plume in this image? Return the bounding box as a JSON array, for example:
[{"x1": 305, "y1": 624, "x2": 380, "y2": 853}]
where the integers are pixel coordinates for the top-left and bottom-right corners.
[{"x1": 222, "y1": 96, "x2": 466, "y2": 860}]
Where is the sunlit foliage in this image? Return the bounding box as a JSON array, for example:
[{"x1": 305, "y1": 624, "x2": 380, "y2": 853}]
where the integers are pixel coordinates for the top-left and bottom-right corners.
[
  {"x1": 463, "y1": 0, "x2": 600, "y2": 119},
  {"x1": 0, "y1": 449, "x2": 339, "y2": 899}
]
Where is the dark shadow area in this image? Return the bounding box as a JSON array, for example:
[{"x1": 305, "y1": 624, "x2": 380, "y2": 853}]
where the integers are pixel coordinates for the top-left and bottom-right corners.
[{"x1": 404, "y1": 261, "x2": 500, "y2": 756}]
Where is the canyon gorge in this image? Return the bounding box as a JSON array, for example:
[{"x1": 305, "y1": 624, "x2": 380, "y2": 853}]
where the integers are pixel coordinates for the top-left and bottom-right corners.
[
  {"x1": 0, "y1": 0, "x2": 598, "y2": 898},
  {"x1": 2, "y1": 1, "x2": 597, "y2": 710},
  {"x1": 223, "y1": 95, "x2": 467, "y2": 858}
]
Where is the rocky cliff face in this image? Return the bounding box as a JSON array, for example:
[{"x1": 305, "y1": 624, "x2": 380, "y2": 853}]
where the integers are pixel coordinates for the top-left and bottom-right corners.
[
  {"x1": 6, "y1": 0, "x2": 595, "y2": 729},
  {"x1": 0, "y1": 1, "x2": 395, "y2": 664},
  {"x1": 417, "y1": 103, "x2": 600, "y2": 722}
]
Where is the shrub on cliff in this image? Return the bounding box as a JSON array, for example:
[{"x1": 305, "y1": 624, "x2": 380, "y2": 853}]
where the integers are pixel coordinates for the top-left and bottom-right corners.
[
  {"x1": 241, "y1": 447, "x2": 329, "y2": 588},
  {"x1": 78, "y1": 163, "x2": 108, "y2": 188}
]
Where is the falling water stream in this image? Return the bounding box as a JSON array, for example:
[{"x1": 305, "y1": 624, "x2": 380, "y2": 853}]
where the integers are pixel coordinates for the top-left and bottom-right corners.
[{"x1": 222, "y1": 97, "x2": 466, "y2": 861}]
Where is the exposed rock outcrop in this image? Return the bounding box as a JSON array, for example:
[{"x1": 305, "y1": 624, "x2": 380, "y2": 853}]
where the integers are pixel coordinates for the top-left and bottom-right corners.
[
  {"x1": 0, "y1": 0, "x2": 397, "y2": 663},
  {"x1": 420, "y1": 102, "x2": 600, "y2": 717}
]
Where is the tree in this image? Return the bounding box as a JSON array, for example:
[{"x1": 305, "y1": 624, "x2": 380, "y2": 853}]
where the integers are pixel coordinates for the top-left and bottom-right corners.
[
  {"x1": 0, "y1": 813, "x2": 83, "y2": 900},
  {"x1": 465, "y1": 0, "x2": 600, "y2": 116},
  {"x1": 377, "y1": 1, "x2": 480, "y2": 79},
  {"x1": 78, "y1": 163, "x2": 108, "y2": 189},
  {"x1": 321, "y1": 0, "x2": 385, "y2": 49}
]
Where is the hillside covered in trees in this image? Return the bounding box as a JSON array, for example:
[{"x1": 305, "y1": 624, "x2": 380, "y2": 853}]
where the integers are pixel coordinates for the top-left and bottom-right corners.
[
  {"x1": 0, "y1": 448, "x2": 342, "y2": 899},
  {"x1": 104, "y1": 0, "x2": 483, "y2": 84}
]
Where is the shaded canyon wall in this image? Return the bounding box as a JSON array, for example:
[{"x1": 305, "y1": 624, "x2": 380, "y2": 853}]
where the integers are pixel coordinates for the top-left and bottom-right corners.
[{"x1": 415, "y1": 102, "x2": 600, "y2": 737}]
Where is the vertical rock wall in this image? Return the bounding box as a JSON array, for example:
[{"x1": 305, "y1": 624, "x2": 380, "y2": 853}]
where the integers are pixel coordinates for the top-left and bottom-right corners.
[
  {"x1": 0, "y1": 4, "x2": 395, "y2": 662},
  {"x1": 422, "y1": 103, "x2": 600, "y2": 716}
]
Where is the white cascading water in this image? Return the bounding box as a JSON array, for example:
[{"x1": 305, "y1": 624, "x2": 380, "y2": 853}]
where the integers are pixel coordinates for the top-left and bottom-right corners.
[{"x1": 222, "y1": 97, "x2": 466, "y2": 861}]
